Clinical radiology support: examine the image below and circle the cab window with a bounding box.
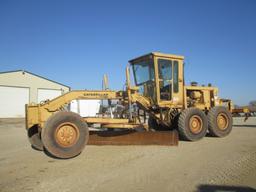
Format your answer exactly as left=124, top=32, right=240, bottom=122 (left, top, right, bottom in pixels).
left=158, top=59, right=172, bottom=100
left=173, top=61, right=179, bottom=93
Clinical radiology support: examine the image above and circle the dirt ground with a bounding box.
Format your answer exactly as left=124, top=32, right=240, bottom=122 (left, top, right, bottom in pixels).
left=0, top=117, right=256, bottom=192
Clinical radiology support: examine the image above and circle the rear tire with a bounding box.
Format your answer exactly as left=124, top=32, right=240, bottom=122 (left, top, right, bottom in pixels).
left=207, top=106, right=233, bottom=137
left=178, top=108, right=208, bottom=141
left=42, top=111, right=89, bottom=159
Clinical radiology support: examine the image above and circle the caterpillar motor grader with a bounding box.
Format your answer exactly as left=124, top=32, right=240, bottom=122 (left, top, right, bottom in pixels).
left=26, top=52, right=233, bottom=159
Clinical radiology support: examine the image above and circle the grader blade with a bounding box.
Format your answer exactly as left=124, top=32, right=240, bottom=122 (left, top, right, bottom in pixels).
left=88, top=130, right=179, bottom=146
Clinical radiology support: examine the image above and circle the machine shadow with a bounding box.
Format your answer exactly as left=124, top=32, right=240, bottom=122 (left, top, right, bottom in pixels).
left=197, top=184, right=256, bottom=192
left=43, top=147, right=81, bottom=160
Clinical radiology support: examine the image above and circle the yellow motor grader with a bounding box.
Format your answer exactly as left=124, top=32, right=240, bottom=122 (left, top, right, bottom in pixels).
left=26, top=52, right=233, bottom=158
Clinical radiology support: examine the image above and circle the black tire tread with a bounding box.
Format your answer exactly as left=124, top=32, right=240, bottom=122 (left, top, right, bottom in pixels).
left=208, top=106, right=233, bottom=137
left=42, top=111, right=89, bottom=159
left=178, top=108, right=208, bottom=141
left=27, top=125, right=43, bottom=151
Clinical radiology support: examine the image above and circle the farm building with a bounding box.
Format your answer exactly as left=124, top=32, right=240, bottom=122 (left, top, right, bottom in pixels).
left=0, top=70, right=70, bottom=118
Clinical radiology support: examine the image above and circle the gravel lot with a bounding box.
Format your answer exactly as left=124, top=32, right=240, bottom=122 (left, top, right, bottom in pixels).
left=0, top=117, right=256, bottom=192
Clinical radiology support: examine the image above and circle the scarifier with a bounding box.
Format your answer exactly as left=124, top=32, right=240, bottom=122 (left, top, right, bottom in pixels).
left=26, top=52, right=234, bottom=159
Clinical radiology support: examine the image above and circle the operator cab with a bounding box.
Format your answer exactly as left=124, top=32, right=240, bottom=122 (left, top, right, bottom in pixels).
left=129, top=52, right=184, bottom=106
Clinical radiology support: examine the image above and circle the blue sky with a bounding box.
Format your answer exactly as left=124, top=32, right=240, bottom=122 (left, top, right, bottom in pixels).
left=0, top=0, right=255, bottom=105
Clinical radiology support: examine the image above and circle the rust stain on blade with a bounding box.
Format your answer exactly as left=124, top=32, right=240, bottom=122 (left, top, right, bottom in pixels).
left=88, top=130, right=178, bottom=146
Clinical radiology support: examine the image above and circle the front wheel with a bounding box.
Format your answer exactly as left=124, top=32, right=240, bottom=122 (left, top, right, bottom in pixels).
left=27, top=125, right=43, bottom=151
left=178, top=108, right=208, bottom=141
left=207, top=106, right=233, bottom=137
left=41, top=111, right=89, bottom=159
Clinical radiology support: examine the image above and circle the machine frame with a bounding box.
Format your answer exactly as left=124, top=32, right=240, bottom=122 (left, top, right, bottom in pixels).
left=25, top=52, right=234, bottom=159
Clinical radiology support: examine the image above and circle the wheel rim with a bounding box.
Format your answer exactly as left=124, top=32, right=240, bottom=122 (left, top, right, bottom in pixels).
left=217, top=112, right=229, bottom=130
left=55, top=122, right=80, bottom=147
left=189, top=115, right=203, bottom=134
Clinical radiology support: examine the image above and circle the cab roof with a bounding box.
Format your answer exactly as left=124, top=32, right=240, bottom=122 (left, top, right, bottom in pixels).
left=129, top=52, right=184, bottom=64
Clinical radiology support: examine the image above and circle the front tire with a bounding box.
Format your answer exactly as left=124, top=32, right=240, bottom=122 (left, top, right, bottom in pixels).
left=178, top=108, right=208, bottom=141
left=207, top=106, right=233, bottom=137
left=27, top=125, right=43, bottom=151
left=42, top=111, right=89, bottom=159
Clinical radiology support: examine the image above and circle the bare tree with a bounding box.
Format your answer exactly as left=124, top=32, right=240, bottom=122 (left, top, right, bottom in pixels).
left=234, top=104, right=240, bottom=109
left=249, top=100, right=256, bottom=112
left=249, top=100, right=256, bottom=106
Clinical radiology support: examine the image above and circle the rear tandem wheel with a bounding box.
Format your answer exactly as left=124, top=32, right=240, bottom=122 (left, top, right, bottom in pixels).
left=207, top=106, right=233, bottom=137
left=178, top=108, right=208, bottom=141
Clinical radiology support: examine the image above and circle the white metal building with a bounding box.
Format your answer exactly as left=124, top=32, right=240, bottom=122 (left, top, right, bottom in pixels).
left=70, top=100, right=101, bottom=117
left=0, top=70, right=70, bottom=118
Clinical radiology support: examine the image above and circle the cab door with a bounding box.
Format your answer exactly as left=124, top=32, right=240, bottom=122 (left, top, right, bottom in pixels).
left=157, top=59, right=173, bottom=101
left=155, top=57, right=182, bottom=106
